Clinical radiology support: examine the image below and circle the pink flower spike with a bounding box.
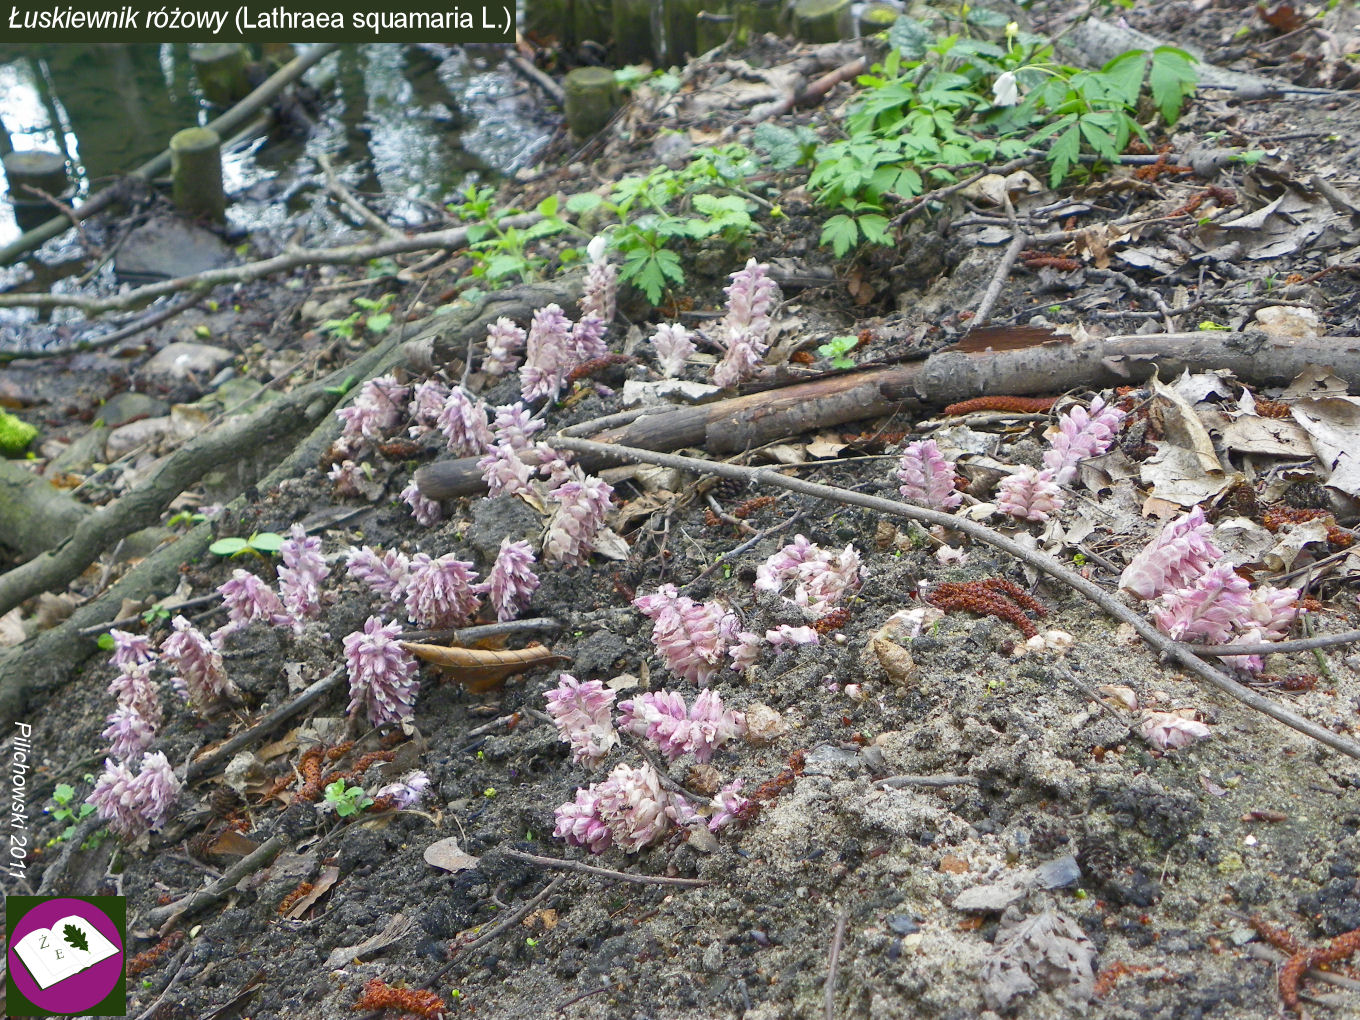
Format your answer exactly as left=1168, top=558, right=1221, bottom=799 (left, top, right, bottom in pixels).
left=545, top=674, right=619, bottom=767
left=1042, top=396, right=1126, bottom=485
left=478, top=443, right=536, bottom=499
left=401, top=479, right=444, bottom=526
left=633, top=586, right=738, bottom=686
left=572, top=314, right=609, bottom=362
left=1247, top=585, right=1300, bottom=641
left=88, top=758, right=144, bottom=838
left=712, top=259, right=779, bottom=388
left=729, top=630, right=763, bottom=671
left=520, top=304, right=575, bottom=402
left=162, top=615, right=235, bottom=711
left=1119, top=506, right=1222, bottom=600
left=1137, top=711, right=1211, bottom=751
left=649, top=323, right=695, bottom=378
left=404, top=553, right=481, bottom=628
left=475, top=538, right=540, bottom=622
left=408, top=379, right=451, bottom=433
left=897, top=439, right=962, bottom=510
left=708, top=779, right=750, bottom=832
left=580, top=237, right=618, bottom=323
left=1153, top=561, right=1253, bottom=645
left=553, top=786, right=614, bottom=853
left=484, top=317, right=527, bottom=376
left=544, top=471, right=614, bottom=568
left=996, top=466, right=1065, bottom=522
left=277, top=524, right=329, bottom=627
left=345, top=545, right=411, bottom=604
left=335, top=376, right=409, bottom=442
left=766, top=625, right=819, bottom=647
left=131, top=750, right=181, bottom=830
left=617, top=688, right=746, bottom=763
left=343, top=616, right=420, bottom=728
left=375, top=771, right=430, bottom=809
left=108, top=628, right=155, bottom=670
left=108, top=662, right=162, bottom=727
left=213, top=568, right=288, bottom=642
left=437, top=386, right=494, bottom=457
left=102, top=705, right=155, bottom=760
left=491, top=402, right=544, bottom=452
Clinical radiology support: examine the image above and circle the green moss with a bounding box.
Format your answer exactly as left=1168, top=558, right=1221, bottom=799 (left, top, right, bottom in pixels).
left=0, top=410, right=37, bottom=456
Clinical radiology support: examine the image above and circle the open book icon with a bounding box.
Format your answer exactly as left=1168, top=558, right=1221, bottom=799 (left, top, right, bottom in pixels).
left=12, top=916, right=121, bottom=989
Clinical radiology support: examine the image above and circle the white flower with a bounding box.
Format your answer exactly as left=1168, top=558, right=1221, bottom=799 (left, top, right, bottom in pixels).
left=587, top=235, right=608, bottom=264
left=993, top=71, right=1020, bottom=107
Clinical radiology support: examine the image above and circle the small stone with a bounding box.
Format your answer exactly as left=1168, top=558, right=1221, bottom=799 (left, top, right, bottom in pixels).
left=886, top=914, right=920, bottom=935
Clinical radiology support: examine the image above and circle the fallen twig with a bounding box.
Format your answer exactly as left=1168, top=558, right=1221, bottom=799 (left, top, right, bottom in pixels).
left=972, top=231, right=1026, bottom=328
left=502, top=848, right=710, bottom=887
left=876, top=775, right=979, bottom=790
left=1184, top=629, right=1360, bottom=658
left=549, top=436, right=1360, bottom=762
left=319, top=152, right=402, bottom=239
left=147, top=834, right=288, bottom=934
left=506, top=51, right=566, bottom=105
left=825, top=910, right=849, bottom=1020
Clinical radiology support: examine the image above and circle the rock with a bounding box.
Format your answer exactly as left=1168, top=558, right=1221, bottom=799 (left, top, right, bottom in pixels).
left=105, top=416, right=174, bottom=459
left=114, top=217, right=234, bottom=282
left=141, top=342, right=235, bottom=385
left=99, top=390, right=169, bottom=428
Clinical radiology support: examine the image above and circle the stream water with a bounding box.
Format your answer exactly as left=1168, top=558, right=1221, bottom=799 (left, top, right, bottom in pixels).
left=0, top=42, right=555, bottom=261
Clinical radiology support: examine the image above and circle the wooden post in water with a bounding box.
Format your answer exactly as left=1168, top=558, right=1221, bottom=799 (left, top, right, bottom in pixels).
left=791, top=0, right=855, bottom=42
left=859, top=2, right=901, bottom=32
left=612, top=0, right=656, bottom=64
left=190, top=43, right=252, bottom=105
left=662, top=0, right=707, bottom=64
left=170, top=127, right=225, bottom=223
left=2, top=150, right=70, bottom=231
left=564, top=67, right=620, bottom=138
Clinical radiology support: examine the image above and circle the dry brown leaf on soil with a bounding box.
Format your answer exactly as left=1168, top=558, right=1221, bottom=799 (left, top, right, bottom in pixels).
left=283, top=865, right=339, bottom=919
left=1289, top=395, right=1360, bottom=498
left=400, top=641, right=567, bottom=692
left=424, top=836, right=479, bottom=873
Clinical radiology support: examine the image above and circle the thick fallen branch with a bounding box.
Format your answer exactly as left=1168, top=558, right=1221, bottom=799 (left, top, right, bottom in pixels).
left=417, top=330, right=1360, bottom=500
left=0, top=460, right=92, bottom=560
left=0, top=43, right=339, bottom=266
left=0, top=213, right=540, bottom=316
left=549, top=435, right=1360, bottom=763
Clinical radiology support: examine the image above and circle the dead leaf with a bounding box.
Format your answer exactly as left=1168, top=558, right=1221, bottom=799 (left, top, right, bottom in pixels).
left=980, top=908, right=1096, bottom=1011
left=324, top=913, right=413, bottom=969
left=1149, top=376, right=1222, bottom=476
left=1220, top=414, right=1313, bottom=458
left=1290, top=396, right=1360, bottom=497
left=401, top=641, right=567, bottom=693
left=1258, top=1, right=1304, bottom=32
left=208, top=830, right=260, bottom=858
left=424, top=836, right=480, bottom=873
left=1261, top=518, right=1332, bottom=571
left=283, top=865, right=339, bottom=919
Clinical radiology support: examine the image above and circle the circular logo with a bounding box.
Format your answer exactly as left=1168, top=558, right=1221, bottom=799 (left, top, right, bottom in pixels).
left=7, top=897, right=124, bottom=1014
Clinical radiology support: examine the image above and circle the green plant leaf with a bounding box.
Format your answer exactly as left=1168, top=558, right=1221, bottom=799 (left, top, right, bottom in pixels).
left=249, top=532, right=286, bottom=554
left=566, top=192, right=603, bottom=214
left=209, top=537, right=249, bottom=556
left=965, top=6, right=1011, bottom=28
left=63, top=924, right=89, bottom=952
left=53, top=783, right=75, bottom=805
left=888, top=17, right=931, bottom=59
left=821, top=214, right=860, bottom=257
left=1149, top=46, right=1198, bottom=124
left=1100, top=50, right=1151, bottom=109
left=366, top=312, right=393, bottom=334
left=1049, top=122, right=1082, bottom=186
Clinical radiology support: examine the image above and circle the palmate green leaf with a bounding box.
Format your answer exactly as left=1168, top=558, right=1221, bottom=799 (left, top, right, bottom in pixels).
left=566, top=192, right=603, bottom=214
left=1100, top=50, right=1150, bottom=109
left=858, top=214, right=892, bottom=246
left=821, top=214, right=860, bottom=257
left=888, top=16, right=931, bottom=59
left=1078, top=115, right=1117, bottom=158
left=1149, top=46, right=1198, bottom=124
left=1048, top=122, right=1082, bottom=187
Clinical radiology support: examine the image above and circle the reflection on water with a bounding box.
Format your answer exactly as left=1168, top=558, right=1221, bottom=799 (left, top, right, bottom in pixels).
left=0, top=43, right=556, bottom=252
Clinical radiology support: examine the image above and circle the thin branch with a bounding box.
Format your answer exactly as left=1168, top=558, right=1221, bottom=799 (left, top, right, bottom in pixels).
left=876, top=774, right=979, bottom=790
left=319, top=152, right=402, bottom=239
left=147, top=834, right=288, bottom=934
left=1183, top=629, right=1360, bottom=657
left=685, top=511, right=808, bottom=589
left=502, top=848, right=711, bottom=887
left=549, top=435, right=1360, bottom=762
left=825, top=911, right=849, bottom=1020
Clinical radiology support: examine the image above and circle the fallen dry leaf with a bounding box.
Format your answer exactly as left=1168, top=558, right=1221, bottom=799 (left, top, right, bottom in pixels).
left=424, top=836, right=480, bottom=873
left=283, top=865, right=339, bottom=919
left=400, top=641, right=567, bottom=693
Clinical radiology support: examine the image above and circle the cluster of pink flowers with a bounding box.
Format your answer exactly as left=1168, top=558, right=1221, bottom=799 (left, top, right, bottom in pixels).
left=407, top=379, right=451, bottom=433
left=616, top=689, right=746, bottom=763
left=275, top=525, right=329, bottom=628
left=343, top=616, right=420, bottom=727
left=475, top=539, right=540, bottom=621
left=88, top=751, right=183, bottom=838
left=995, top=466, right=1066, bottom=523
left=1043, top=396, right=1126, bottom=485
left=375, top=770, right=430, bottom=809
left=544, top=470, right=614, bottom=567
left=580, top=236, right=618, bottom=323
left=713, top=260, right=779, bottom=389
left=335, top=375, right=410, bottom=453
left=897, top=439, right=962, bottom=510
left=1119, top=506, right=1223, bottom=600
left=545, top=674, right=619, bottom=767
left=103, top=637, right=163, bottom=761
left=554, top=762, right=677, bottom=853
left=437, top=386, right=494, bottom=456
left=754, top=535, right=863, bottom=615
left=649, top=323, right=695, bottom=378
left=520, top=304, right=579, bottom=403
left=634, top=585, right=739, bottom=686
left=483, top=317, right=527, bottom=376
left=162, top=615, right=236, bottom=711
left=404, top=553, right=481, bottom=628
left=345, top=545, right=411, bottom=605
left=1152, top=562, right=1251, bottom=644
left=478, top=442, right=536, bottom=498
left=490, top=402, right=543, bottom=451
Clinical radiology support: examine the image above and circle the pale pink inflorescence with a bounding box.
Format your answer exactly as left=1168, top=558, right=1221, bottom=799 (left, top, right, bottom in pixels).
left=634, top=584, right=739, bottom=686
left=478, top=443, right=536, bottom=499
left=766, top=625, right=819, bottom=647
left=401, top=479, right=444, bottom=526
left=543, top=470, right=614, bottom=567
left=437, top=386, right=494, bottom=456
left=335, top=375, right=410, bottom=448
left=403, top=553, right=481, bottom=628
left=490, top=402, right=544, bottom=452
left=1119, top=506, right=1223, bottom=600
left=108, top=661, right=162, bottom=728
left=213, top=568, right=288, bottom=642
left=572, top=315, right=610, bottom=362
left=996, top=466, right=1065, bottom=522
left=161, top=615, right=235, bottom=711
left=1042, top=396, right=1126, bottom=485
left=650, top=323, right=695, bottom=378
left=545, top=674, right=619, bottom=767
left=754, top=536, right=863, bottom=616
left=345, top=545, right=411, bottom=605
left=616, top=689, right=746, bottom=763
left=553, top=761, right=677, bottom=854
left=475, top=538, right=540, bottom=621
left=102, top=705, right=156, bottom=760
left=707, top=779, right=750, bottom=832
left=897, top=439, right=962, bottom=510
left=1152, top=561, right=1253, bottom=645
left=375, top=770, right=430, bottom=809
left=109, top=628, right=155, bottom=670
left=520, top=304, right=577, bottom=402
left=483, top=317, right=527, bottom=377
left=89, top=751, right=183, bottom=838
left=728, top=630, right=764, bottom=672
left=277, top=524, right=330, bottom=627
left=580, top=236, right=618, bottom=323
left=343, top=616, right=420, bottom=727
left=1137, top=711, right=1211, bottom=751
left=713, top=260, right=779, bottom=389
left=407, top=379, right=451, bottom=435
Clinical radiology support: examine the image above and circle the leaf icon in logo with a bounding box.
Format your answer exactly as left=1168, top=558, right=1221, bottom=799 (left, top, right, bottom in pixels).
left=63, top=923, right=89, bottom=952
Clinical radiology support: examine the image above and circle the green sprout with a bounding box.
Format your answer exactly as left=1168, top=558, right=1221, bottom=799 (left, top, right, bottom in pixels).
left=208, top=531, right=286, bottom=558
left=323, top=780, right=373, bottom=818
left=817, top=335, right=860, bottom=369
left=45, top=783, right=96, bottom=844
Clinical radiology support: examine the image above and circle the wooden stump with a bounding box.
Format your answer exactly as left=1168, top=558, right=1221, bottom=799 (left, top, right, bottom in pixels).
left=563, top=67, right=620, bottom=139
left=190, top=43, right=251, bottom=106
left=170, top=127, right=225, bottom=223
left=3, top=150, right=70, bottom=231
left=791, top=0, right=854, bottom=42
left=858, top=2, right=901, bottom=33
